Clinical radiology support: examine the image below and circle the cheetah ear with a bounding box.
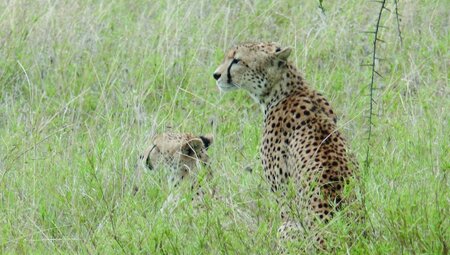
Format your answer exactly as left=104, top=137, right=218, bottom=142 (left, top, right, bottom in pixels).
left=274, top=47, right=292, bottom=61
left=141, top=144, right=158, bottom=170
left=199, top=134, right=213, bottom=150
left=182, top=138, right=204, bottom=156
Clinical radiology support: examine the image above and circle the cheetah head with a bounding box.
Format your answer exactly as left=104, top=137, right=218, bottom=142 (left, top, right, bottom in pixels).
left=213, top=42, right=292, bottom=102
left=142, top=132, right=213, bottom=173
left=134, top=132, right=213, bottom=193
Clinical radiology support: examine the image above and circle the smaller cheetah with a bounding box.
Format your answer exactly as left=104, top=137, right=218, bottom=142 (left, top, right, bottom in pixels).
left=134, top=132, right=214, bottom=207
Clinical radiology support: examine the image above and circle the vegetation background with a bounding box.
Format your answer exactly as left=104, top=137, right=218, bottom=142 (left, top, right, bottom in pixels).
left=0, top=0, right=448, bottom=254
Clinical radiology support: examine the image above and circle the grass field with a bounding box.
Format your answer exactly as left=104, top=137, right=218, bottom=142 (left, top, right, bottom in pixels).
left=1, top=0, right=448, bottom=254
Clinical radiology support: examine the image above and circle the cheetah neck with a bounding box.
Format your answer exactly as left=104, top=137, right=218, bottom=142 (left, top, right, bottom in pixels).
left=258, top=65, right=308, bottom=116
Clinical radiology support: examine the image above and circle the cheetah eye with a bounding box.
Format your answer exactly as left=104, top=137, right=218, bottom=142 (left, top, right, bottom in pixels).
left=232, top=58, right=241, bottom=64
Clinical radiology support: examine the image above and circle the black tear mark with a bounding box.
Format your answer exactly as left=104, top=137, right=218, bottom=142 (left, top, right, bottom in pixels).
left=227, top=58, right=241, bottom=83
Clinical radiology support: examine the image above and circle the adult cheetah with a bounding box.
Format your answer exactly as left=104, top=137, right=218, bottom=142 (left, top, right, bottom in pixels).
left=213, top=42, right=358, bottom=250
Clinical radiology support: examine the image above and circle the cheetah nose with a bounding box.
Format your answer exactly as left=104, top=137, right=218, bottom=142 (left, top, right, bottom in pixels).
left=213, top=72, right=221, bottom=80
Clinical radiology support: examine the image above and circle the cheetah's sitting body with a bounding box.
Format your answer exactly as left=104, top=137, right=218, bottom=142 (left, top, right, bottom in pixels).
left=213, top=42, right=357, bottom=247
left=134, top=132, right=213, bottom=208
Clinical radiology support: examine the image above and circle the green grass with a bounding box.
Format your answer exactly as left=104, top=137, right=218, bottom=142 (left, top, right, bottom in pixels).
left=1, top=0, right=448, bottom=254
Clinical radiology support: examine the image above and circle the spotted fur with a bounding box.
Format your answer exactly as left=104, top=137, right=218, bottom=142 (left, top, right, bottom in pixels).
left=213, top=42, right=357, bottom=250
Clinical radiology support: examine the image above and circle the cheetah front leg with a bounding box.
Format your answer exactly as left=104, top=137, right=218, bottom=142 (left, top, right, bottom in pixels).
left=261, top=148, right=316, bottom=252
left=275, top=155, right=330, bottom=252
left=276, top=197, right=328, bottom=253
